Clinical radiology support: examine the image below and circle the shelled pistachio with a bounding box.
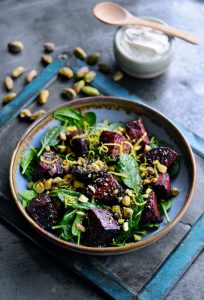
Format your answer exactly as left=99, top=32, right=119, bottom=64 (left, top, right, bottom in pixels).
left=11, top=66, right=25, bottom=78
left=8, top=41, right=24, bottom=53
left=87, top=52, right=100, bottom=64
left=4, top=76, right=14, bottom=90
left=74, top=80, right=85, bottom=94
left=84, top=71, right=96, bottom=83
left=2, top=92, right=16, bottom=104
left=29, top=110, right=46, bottom=121
left=58, top=67, right=73, bottom=79
left=75, top=66, right=89, bottom=79
left=81, top=86, right=99, bottom=96
left=25, top=70, right=37, bottom=83
left=19, top=109, right=32, bottom=118
left=74, top=47, right=87, bottom=60
left=38, top=90, right=49, bottom=104
left=41, top=55, right=53, bottom=65
left=113, top=70, right=124, bottom=81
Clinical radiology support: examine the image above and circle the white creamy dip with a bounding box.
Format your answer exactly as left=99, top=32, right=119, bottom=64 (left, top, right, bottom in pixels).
left=117, top=26, right=170, bottom=62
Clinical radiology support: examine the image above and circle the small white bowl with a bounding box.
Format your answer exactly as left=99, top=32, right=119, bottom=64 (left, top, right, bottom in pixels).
left=114, top=17, right=175, bottom=79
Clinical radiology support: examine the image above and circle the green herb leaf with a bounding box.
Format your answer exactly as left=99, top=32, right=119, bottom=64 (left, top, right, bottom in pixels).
left=82, top=111, right=96, bottom=127
left=54, top=107, right=81, bottom=122
left=117, top=154, right=142, bottom=193
left=109, top=122, right=125, bottom=131
left=160, top=198, right=173, bottom=223
left=169, top=159, right=180, bottom=178
left=66, top=201, right=96, bottom=210
left=52, top=210, right=76, bottom=241
left=50, top=189, right=80, bottom=202
left=19, top=189, right=37, bottom=207
left=20, top=148, right=37, bottom=174
left=38, top=126, right=63, bottom=156
left=72, top=214, right=83, bottom=244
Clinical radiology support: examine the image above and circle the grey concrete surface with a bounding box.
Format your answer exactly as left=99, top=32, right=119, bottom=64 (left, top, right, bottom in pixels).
left=0, top=0, right=203, bottom=299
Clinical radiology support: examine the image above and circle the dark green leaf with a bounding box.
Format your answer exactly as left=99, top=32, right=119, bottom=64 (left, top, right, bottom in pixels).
left=159, top=198, right=173, bottom=223
left=38, top=126, right=63, bottom=156
left=117, top=154, right=142, bottom=193
left=50, top=189, right=80, bottom=202
left=109, top=122, right=125, bottom=131
left=72, top=214, right=83, bottom=244
left=20, top=148, right=37, bottom=174
left=19, top=189, right=37, bottom=207
left=66, top=201, right=96, bottom=210
left=52, top=210, right=76, bottom=241
left=169, top=159, right=180, bottom=178
left=54, top=107, right=81, bottom=122
left=82, top=112, right=96, bottom=127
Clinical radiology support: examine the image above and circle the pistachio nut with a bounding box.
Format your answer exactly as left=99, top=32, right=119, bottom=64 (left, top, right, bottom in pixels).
left=19, top=108, right=32, bottom=118
left=75, top=66, right=89, bottom=79
left=123, top=222, right=129, bottom=232
left=59, top=131, right=66, bottom=141
left=87, top=52, right=100, bottom=65
left=118, top=218, right=125, bottom=225
left=2, top=92, right=16, bottom=104
left=43, top=42, right=55, bottom=53
left=134, top=234, right=142, bottom=241
left=33, top=181, right=45, bottom=194
left=58, top=67, right=73, bottom=79
left=74, top=80, right=85, bottom=94
left=76, top=223, right=86, bottom=232
left=4, top=76, right=14, bottom=90
left=122, top=207, right=133, bottom=218
left=113, top=70, right=124, bottom=81
left=57, top=145, right=67, bottom=153
left=76, top=211, right=86, bottom=217
left=98, top=63, right=111, bottom=73
left=122, top=195, right=131, bottom=206
left=8, top=41, right=24, bottom=53
left=74, top=47, right=87, bottom=60
left=44, top=178, right=53, bottom=190
left=53, top=177, right=63, bottom=184
left=29, top=110, right=46, bottom=121
left=171, top=187, right=180, bottom=196
left=11, top=66, right=25, bottom=78
left=81, top=86, right=99, bottom=96
left=84, top=71, right=96, bottom=83
left=38, top=90, right=49, bottom=104
left=25, top=70, right=37, bottom=83
left=41, top=55, right=53, bottom=65
left=63, top=87, right=76, bottom=100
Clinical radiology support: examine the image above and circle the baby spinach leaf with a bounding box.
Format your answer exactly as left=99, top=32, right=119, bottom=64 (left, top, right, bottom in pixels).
left=159, top=198, right=173, bottom=223
left=52, top=210, right=76, bottom=241
left=72, top=214, right=83, bottom=244
left=109, top=122, right=125, bottom=131
left=50, top=189, right=80, bottom=202
left=20, top=148, right=37, bottom=174
left=19, top=189, right=37, bottom=207
left=169, top=159, right=180, bottom=178
left=82, top=111, right=96, bottom=127
left=54, top=107, right=81, bottom=122
left=66, top=201, right=96, bottom=210
left=117, top=154, right=142, bottom=193
left=38, top=126, right=63, bottom=156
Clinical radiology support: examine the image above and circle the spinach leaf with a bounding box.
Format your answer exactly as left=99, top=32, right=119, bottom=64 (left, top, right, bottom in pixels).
left=169, top=159, right=180, bottom=178
left=82, top=111, right=96, bottom=127
left=91, top=122, right=124, bottom=132
left=109, top=122, right=125, bottom=131
left=150, top=136, right=160, bottom=148
left=20, top=148, right=37, bottom=174
left=50, top=189, right=80, bottom=202
left=52, top=210, right=76, bottom=241
left=159, top=198, right=173, bottom=223
left=19, top=189, right=37, bottom=207
left=72, top=214, right=83, bottom=244
left=117, top=154, right=142, bottom=193
left=38, top=126, right=63, bottom=156
left=54, top=107, right=81, bottom=122
left=66, top=201, right=96, bottom=210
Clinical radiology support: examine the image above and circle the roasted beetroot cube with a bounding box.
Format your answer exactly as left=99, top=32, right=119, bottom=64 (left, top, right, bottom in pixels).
left=87, top=208, right=120, bottom=246
left=66, top=130, right=89, bottom=158
left=151, top=173, right=171, bottom=199
left=140, top=192, right=162, bottom=224
left=100, top=131, right=130, bottom=158
left=83, top=173, right=124, bottom=203
left=35, top=151, right=63, bottom=179
left=126, top=119, right=150, bottom=146
left=144, top=147, right=178, bottom=167
left=70, top=161, right=106, bottom=181
left=27, top=193, right=58, bottom=229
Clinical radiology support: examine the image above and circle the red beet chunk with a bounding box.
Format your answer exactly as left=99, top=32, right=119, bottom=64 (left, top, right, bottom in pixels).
left=126, top=119, right=150, bottom=146
left=69, top=161, right=106, bottom=181
left=87, top=208, right=120, bottom=246
left=100, top=131, right=130, bottom=158
left=27, top=193, right=58, bottom=229
left=151, top=173, right=171, bottom=199
left=66, top=130, right=89, bottom=158
left=35, top=151, right=63, bottom=179
left=140, top=192, right=162, bottom=224
left=144, top=147, right=178, bottom=167
left=83, top=173, right=124, bottom=203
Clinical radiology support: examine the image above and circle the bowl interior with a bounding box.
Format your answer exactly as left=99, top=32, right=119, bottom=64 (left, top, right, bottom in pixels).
left=10, top=97, right=195, bottom=255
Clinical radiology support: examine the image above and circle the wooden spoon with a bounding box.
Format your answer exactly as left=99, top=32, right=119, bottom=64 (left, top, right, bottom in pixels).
left=93, top=2, right=199, bottom=44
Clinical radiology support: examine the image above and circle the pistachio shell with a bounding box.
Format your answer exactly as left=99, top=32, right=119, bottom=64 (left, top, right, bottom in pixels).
left=2, top=92, right=16, bottom=104
left=81, top=86, right=99, bottom=96
left=58, top=67, right=73, bottom=79
left=8, top=41, right=24, bottom=53
left=4, top=76, right=14, bottom=90
left=74, top=47, right=87, bottom=60
left=87, top=52, right=100, bottom=64
left=75, top=66, right=89, bottom=79
left=38, top=90, right=49, bottom=104
left=63, top=87, right=76, bottom=100
left=30, top=110, right=46, bottom=121
left=44, top=42, right=55, bottom=53
left=74, top=80, right=85, bottom=94
left=19, top=109, right=32, bottom=118
left=41, top=55, right=53, bottom=65
left=84, top=71, right=96, bottom=83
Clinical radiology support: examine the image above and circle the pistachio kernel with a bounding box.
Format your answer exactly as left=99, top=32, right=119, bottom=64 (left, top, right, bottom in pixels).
left=113, top=70, right=124, bottom=81
left=44, top=178, right=53, bottom=190
left=74, top=47, right=87, bottom=60
left=98, top=63, right=111, bottom=73
left=41, top=55, right=53, bottom=65
left=84, top=71, right=96, bottom=83
left=74, top=80, right=85, bottom=94
left=123, top=207, right=133, bottom=218
left=171, top=187, right=180, bottom=196
left=19, top=109, right=32, bottom=118
left=122, top=195, right=131, bottom=206
left=8, top=41, right=24, bottom=53
left=38, top=89, right=49, bottom=104
left=2, top=92, right=16, bottom=104
left=78, top=194, right=89, bottom=203
left=75, top=66, right=89, bottom=79
left=111, top=205, right=121, bottom=213
left=33, top=182, right=45, bottom=194
left=134, top=234, right=142, bottom=241
left=58, top=67, right=73, bottom=79
left=25, top=70, right=37, bottom=83
left=53, top=177, right=63, bottom=184
left=29, top=110, right=46, bottom=121
left=43, top=42, right=55, bottom=53
left=76, top=223, right=86, bottom=232
left=76, top=211, right=86, bottom=217
left=74, top=180, right=84, bottom=189
left=11, top=66, right=25, bottom=78
left=57, top=145, right=67, bottom=153
left=87, top=52, right=100, bottom=64
left=63, top=87, right=76, bottom=100
left=59, top=131, right=66, bottom=141
left=4, top=76, right=14, bottom=90
left=118, top=218, right=125, bottom=225
left=123, top=222, right=129, bottom=232
left=81, top=86, right=99, bottom=96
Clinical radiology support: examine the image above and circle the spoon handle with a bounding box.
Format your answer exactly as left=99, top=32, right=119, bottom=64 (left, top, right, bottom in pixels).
left=128, top=18, right=199, bottom=44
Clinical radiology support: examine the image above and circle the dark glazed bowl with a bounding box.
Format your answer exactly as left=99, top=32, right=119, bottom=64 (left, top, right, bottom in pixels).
left=10, top=97, right=196, bottom=255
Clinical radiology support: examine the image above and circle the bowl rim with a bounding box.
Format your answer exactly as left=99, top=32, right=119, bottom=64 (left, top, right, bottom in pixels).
left=9, top=96, right=196, bottom=255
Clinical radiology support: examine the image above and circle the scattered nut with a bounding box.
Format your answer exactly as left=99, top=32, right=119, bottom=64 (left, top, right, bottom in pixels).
left=57, top=145, right=67, bottom=153
left=53, top=177, right=63, bottom=184
left=74, top=180, right=84, bottom=189
left=76, top=223, right=86, bottom=232
left=84, top=71, right=96, bottom=83
left=8, top=41, right=24, bottom=53
left=171, top=187, right=180, bottom=196
left=38, top=89, right=49, bottom=104
left=44, top=178, right=53, bottom=190
left=98, top=63, right=111, bottom=73
left=74, top=80, right=85, bottom=94
left=29, top=110, right=46, bottom=121
left=19, top=109, right=32, bottom=118
left=78, top=194, right=89, bottom=203
left=113, top=70, right=124, bottom=81
left=25, top=70, right=37, bottom=83
left=76, top=211, right=86, bottom=217
left=81, top=86, right=99, bottom=96
left=11, top=66, right=25, bottom=78
left=2, top=92, right=16, bottom=104
left=63, top=87, right=76, bottom=100
left=58, top=67, right=73, bottom=79
left=118, top=218, right=125, bottom=225
left=44, top=42, right=55, bottom=53
left=4, top=76, right=14, bottom=90
left=87, top=52, right=100, bottom=64
left=74, top=47, right=87, bottom=60
left=41, top=55, right=53, bottom=65
left=59, top=131, right=66, bottom=141
left=122, top=195, right=131, bottom=206
left=123, top=222, right=129, bottom=232
left=75, top=66, right=89, bottom=79
left=134, top=234, right=142, bottom=241
left=33, top=182, right=45, bottom=194
left=122, top=207, right=133, bottom=218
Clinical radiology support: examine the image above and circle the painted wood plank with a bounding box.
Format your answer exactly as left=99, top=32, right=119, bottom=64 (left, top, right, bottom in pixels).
left=0, top=58, right=67, bottom=133
left=73, top=59, right=204, bottom=158
left=138, top=212, right=204, bottom=300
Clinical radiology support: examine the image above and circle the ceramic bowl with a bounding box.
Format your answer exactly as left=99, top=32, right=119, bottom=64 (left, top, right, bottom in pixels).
left=114, top=17, right=175, bottom=78
left=10, top=97, right=196, bottom=255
